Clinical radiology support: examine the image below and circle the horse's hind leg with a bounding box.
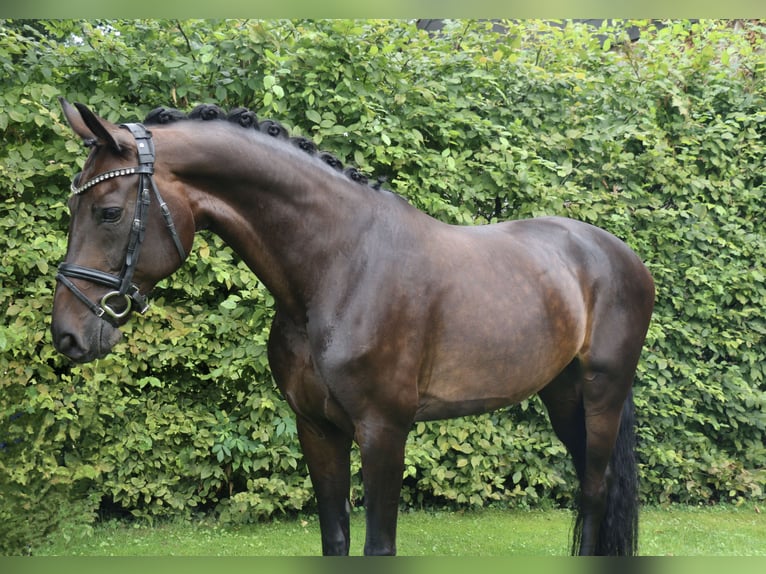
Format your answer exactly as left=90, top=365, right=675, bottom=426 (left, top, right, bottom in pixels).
left=572, top=267, right=651, bottom=556
left=538, top=360, right=587, bottom=480
left=539, top=356, right=639, bottom=556
left=576, top=360, right=639, bottom=556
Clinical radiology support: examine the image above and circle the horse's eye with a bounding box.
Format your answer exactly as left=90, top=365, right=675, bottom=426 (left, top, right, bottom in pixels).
left=101, top=207, right=123, bottom=223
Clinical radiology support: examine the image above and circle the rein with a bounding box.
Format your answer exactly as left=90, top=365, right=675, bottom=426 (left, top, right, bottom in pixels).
left=56, top=123, right=186, bottom=324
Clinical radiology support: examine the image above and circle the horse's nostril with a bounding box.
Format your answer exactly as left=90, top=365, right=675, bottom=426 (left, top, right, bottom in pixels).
left=55, top=332, right=85, bottom=360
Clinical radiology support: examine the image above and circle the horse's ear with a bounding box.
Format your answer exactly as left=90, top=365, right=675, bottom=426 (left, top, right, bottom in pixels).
left=59, top=97, right=122, bottom=153
left=60, top=97, right=95, bottom=141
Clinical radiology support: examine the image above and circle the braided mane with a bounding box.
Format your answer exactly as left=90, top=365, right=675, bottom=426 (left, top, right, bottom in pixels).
left=144, top=104, right=387, bottom=190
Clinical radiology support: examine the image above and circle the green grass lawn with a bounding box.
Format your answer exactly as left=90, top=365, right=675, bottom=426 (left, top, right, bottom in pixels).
left=34, top=504, right=765, bottom=556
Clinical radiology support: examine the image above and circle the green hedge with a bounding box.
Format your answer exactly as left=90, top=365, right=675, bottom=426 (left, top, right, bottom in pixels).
left=1, top=19, right=764, bottom=553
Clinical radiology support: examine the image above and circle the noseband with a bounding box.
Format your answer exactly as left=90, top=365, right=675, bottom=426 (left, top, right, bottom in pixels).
left=56, top=123, right=186, bottom=325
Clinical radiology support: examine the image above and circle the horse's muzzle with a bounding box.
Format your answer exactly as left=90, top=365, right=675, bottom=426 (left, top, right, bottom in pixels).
left=51, top=313, right=123, bottom=363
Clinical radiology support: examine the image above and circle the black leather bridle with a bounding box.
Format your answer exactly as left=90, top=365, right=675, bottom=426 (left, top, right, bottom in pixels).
left=56, top=123, right=186, bottom=325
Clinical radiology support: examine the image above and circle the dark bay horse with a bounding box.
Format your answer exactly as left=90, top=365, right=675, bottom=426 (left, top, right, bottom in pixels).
left=50, top=98, right=654, bottom=556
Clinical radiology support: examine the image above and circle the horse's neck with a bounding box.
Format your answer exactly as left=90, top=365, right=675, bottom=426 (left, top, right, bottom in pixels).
left=162, top=123, right=378, bottom=316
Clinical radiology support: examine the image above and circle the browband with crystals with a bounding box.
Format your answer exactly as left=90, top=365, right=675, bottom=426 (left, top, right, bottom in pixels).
left=70, top=166, right=140, bottom=195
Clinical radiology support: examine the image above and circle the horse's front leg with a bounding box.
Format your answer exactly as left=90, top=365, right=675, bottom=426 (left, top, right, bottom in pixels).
left=267, top=313, right=354, bottom=555
left=356, top=421, right=410, bottom=556
left=297, top=420, right=353, bottom=555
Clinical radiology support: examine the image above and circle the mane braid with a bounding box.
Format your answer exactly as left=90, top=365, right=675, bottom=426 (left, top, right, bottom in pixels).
left=258, top=119, right=289, bottom=139
left=227, top=107, right=258, bottom=128
left=291, top=136, right=318, bottom=155
left=344, top=167, right=368, bottom=186
left=142, top=103, right=391, bottom=192
left=144, top=107, right=186, bottom=125
left=319, top=151, right=344, bottom=172
left=189, top=104, right=226, bottom=121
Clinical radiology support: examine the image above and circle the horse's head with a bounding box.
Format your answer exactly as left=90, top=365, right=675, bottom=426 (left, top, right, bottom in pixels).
left=51, top=99, right=194, bottom=362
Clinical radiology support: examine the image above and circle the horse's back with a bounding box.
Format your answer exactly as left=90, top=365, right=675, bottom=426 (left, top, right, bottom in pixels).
left=428, top=215, right=650, bottom=312
left=474, top=216, right=653, bottom=307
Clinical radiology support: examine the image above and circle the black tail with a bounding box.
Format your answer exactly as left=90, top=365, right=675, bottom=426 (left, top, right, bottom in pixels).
left=571, top=391, right=639, bottom=556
